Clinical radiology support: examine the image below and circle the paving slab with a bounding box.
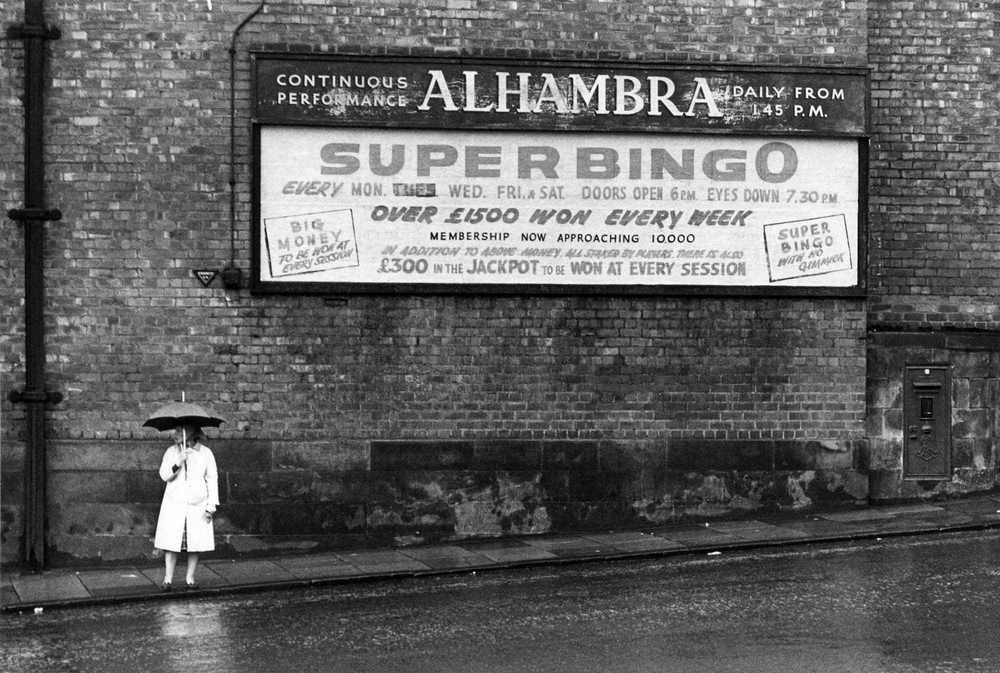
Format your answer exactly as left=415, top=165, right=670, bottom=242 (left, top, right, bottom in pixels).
left=869, top=513, right=976, bottom=533
left=882, top=503, right=948, bottom=515
left=772, top=517, right=871, bottom=539
left=653, top=525, right=743, bottom=548
left=521, top=534, right=596, bottom=550
left=399, top=545, right=496, bottom=570
left=822, top=504, right=943, bottom=523
left=11, top=573, right=91, bottom=604
left=1, top=584, right=20, bottom=606
left=706, top=520, right=811, bottom=542
left=582, top=531, right=687, bottom=553
left=205, top=559, right=296, bottom=585
left=274, top=553, right=363, bottom=579
left=912, top=511, right=976, bottom=526
left=139, top=565, right=227, bottom=588
left=337, top=550, right=431, bottom=575
left=521, top=535, right=616, bottom=557
left=940, top=498, right=1000, bottom=517
left=0, top=574, right=16, bottom=601
left=469, top=540, right=558, bottom=564
left=76, top=569, right=157, bottom=597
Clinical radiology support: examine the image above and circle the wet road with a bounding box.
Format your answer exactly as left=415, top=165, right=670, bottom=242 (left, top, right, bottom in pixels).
left=4, top=531, right=1000, bottom=672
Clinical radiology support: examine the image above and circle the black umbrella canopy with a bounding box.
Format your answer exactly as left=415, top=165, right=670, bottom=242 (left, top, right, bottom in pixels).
left=142, top=401, right=225, bottom=432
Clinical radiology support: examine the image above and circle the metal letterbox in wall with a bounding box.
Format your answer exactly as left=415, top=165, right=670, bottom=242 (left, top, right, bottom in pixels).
left=903, top=366, right=951, bottom=479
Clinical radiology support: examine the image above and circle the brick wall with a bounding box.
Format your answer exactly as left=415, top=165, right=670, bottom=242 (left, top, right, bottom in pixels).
left=866, top=1, right=1000, bottom=500
left=2, top=1, right=869, bottom=566
left=868, top=0, right=1000, bottom=329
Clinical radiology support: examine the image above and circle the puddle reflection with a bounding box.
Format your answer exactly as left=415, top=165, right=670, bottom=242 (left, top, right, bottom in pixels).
left=153, top=600, right=238, bottom=672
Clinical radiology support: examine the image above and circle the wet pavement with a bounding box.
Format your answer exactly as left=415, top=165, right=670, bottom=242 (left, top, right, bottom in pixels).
left=3, top=492, right=1000, bottom=613
left=5, top=528, right=1000, bottom=672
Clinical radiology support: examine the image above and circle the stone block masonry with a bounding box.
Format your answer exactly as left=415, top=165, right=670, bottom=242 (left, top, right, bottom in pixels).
left=10, top=436, right=864, bottom=566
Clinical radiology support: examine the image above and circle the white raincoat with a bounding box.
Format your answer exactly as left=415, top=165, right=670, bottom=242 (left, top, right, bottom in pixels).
left=153, top=442, right=219, bottom=553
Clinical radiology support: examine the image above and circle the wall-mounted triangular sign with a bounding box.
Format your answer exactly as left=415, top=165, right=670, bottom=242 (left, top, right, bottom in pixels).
left=193, top=269, right=218, bottom=287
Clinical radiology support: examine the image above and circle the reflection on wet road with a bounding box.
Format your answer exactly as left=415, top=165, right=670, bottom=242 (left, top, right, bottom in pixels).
left=4, top=531, right=1000, bottom=672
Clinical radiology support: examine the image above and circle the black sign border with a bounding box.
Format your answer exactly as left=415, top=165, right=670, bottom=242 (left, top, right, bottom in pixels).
left=250, top=52, right=869, bottom=298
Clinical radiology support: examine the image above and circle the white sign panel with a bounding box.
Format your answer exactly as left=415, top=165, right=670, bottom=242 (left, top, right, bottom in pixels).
left=257, top=127, right=859, bottom=289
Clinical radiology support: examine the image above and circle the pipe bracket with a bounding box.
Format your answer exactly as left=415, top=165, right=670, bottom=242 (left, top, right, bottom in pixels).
left=5, top=24, right=61, bottom=40
left=8, top=388, right=63, bottom=405
left=8, top=207, right=62, bottom=222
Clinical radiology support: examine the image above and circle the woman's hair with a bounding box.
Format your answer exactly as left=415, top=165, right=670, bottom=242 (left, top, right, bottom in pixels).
left=175, top=425, right=206, bottom=445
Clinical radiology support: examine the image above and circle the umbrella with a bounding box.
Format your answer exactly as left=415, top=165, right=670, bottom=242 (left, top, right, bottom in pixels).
left=143, top=396, right=225, bottom=478
left=142, top=400, right=225, bottom=432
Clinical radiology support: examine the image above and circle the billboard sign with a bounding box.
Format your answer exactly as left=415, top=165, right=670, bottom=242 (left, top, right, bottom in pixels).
left=252, top=55, right=867, bottom=295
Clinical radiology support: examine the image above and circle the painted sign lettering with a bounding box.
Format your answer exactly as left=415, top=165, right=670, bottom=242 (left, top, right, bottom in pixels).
left=257, top=128, right=859, bottom=289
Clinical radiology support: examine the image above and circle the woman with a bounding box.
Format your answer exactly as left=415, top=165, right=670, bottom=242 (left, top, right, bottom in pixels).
left=154, top=424, right=219, bottom=590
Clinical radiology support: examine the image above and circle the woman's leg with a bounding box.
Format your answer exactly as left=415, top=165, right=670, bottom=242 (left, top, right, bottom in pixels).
left=163, top=550, right=177, bottom=584
left=185, top=553, right=200, bottom=585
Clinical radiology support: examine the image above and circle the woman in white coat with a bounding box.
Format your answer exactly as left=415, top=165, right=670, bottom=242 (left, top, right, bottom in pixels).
left=154, top=424, right=219, bottom=590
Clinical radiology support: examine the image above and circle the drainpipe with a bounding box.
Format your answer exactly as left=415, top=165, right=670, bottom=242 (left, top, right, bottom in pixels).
left=220, top=0, right=267, bottom=290
left=6, top=0, right=62, bottom=570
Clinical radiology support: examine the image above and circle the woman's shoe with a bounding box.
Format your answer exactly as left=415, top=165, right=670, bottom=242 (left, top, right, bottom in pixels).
left=185, top=582, right=199, bottom=591
left=160, top=582, right=173, bottom=592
